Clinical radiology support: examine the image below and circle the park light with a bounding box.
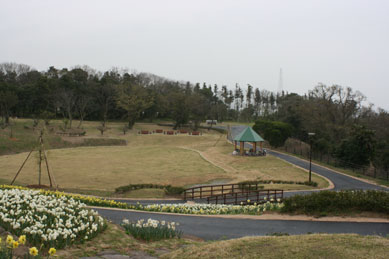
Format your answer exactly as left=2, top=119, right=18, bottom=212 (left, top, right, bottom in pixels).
left=308, top=132, right=315, bottom=183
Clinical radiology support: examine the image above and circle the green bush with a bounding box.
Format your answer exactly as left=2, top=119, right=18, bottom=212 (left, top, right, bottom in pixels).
left=115, top=184, right=184, bottom=195
left=237, top=180, right=318, bottom=188
left=281, top=190, right=389, bottom=215
left=164, top=186, right=185, bottom=195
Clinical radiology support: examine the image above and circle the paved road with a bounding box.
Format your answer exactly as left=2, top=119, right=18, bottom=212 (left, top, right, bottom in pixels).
left=96, top=207, right=389, bottom=239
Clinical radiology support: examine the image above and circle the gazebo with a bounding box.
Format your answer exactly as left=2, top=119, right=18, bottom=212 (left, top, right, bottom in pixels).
left=233, top=127, right=265, bottom=155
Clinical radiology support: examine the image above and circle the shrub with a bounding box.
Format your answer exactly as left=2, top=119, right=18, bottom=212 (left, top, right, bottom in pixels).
left=121, top=218, right=182, bottom=241
left=281, top=190, right=389, bottom=215
left=237, top=180, right=318, bottom=188
left=164, top=186, right=185, bottom=195
left=115, top=184, right=184, bottom=195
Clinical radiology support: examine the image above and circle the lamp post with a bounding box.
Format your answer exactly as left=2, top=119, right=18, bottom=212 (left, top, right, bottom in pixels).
left=308, top=132, right=316, bottom=183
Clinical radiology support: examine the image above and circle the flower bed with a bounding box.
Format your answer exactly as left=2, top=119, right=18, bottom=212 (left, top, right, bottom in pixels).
left=121, top=218, right=182, bottom=241
left=0, top=188, right=106, bottom=248
left=139, top=202, right=283, bottom=215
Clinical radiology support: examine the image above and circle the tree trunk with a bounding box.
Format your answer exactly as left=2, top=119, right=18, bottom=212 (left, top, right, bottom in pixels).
left=78, top=111, right=84, bottom=128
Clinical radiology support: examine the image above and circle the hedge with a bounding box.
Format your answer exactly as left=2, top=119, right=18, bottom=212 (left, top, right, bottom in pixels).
left=281, top=190, right=389, bottom=215
left=115, top=184, right=185, bottom=195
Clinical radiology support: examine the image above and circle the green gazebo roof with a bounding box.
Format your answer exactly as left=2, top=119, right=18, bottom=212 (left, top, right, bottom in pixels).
left=233, top=127, right=264, bottom=142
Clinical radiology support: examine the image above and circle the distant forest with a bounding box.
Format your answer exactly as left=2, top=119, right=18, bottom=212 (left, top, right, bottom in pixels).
left=0, top=62, right=388, bottom=177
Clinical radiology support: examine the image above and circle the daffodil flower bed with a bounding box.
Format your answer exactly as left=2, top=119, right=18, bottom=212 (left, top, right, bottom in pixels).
left=121, top=218, right=182, bottom=241
left=138, top=201, right=283, bottom=215
left=0, top=185, right=284, bottom=216
left=0, top=188, right=106, bottom=249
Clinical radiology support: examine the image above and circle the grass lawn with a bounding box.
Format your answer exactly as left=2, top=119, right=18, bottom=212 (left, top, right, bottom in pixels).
left=0, top=119, right=330, bottom=195
left=164, top=234, right=389, bottom=259
left=0, top=145, right=225, bottom=191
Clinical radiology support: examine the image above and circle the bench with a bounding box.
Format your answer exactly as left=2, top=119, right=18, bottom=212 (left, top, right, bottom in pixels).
left=155, top=129, right=163, bottom=133
left=165, top=130, right=175, bottom=135
left=191, top=131, right=201, bottom=136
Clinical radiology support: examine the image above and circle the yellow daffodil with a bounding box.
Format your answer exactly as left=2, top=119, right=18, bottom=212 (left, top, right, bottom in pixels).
left=12, top=240, right=19, bottom=249
left=6, top=235, right=13, bottom=245
left=48, top=247, right=56, bottom=256
left=29, top=247, right=39, bottom=256
left=18, top=235, right=26, bottom=245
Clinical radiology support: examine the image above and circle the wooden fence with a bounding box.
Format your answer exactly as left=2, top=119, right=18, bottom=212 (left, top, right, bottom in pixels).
left=206, top=189, right=283, bottom=205
left=183, top=183, right=264, bottom=200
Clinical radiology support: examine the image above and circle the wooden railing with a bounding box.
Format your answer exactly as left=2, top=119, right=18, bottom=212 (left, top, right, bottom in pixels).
left=183, top=183, right=263, bottom=200
left=206, top=189, right=283, bottom=205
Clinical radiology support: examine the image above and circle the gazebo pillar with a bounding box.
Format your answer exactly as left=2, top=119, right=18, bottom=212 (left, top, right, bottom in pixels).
left=240, top=141, right=245, bottom=155
left=234, top=141, right=237, bottom=150
left=253, top=142, right=257, bottom=152
left=260, top=142, right=263, bottom=150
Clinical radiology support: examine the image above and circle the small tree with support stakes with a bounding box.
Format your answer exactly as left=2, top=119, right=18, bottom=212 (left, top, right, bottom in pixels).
left=11, top=130, right=57, bottom=189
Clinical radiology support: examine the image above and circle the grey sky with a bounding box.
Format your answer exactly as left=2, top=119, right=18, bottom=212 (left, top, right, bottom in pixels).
left=1, top=0, right=388, bottom=109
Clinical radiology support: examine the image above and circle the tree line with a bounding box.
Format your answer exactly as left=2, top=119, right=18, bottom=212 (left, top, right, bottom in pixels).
left=0, top=62, right=388, bottom=175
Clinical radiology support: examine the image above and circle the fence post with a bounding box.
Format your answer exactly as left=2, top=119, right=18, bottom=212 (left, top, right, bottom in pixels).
left=267, top=190, right=270, bottom=201
left=222, top=185, right=224, bottom=195
left=216, top=195, right=218, bottom=205
left=235, top=193, right=238, bottom=205
left=232, top=184, right=234, bottom=193
left=184, top=191, right=186, bottom=200
left=207, top=197, right=209, bottom=204
left=211, top=186, right=213, bottom=196
left=224, top=194, right=226, bottom=204
left=192, top=188, right=194, bottom=199
left=200, top=187, right=202, bottom=199
left=256, top=191, right=259, bottom=203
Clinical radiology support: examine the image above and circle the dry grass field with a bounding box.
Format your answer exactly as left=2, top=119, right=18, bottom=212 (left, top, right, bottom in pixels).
left=164, top=234, right=389, bottom=259
left=0, top=119, right=329, bottom=194
left=56, top=225, right=389, bottom=259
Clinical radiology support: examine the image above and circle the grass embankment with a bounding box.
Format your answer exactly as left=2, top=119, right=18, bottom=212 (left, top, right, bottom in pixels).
left=56, top=222, right=196, bottom=258
left=164, top=234, right=389, bottom=259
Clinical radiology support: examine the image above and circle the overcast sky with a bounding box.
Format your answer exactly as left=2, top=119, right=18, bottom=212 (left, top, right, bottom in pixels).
left=1, top=0, right=388, bottom=109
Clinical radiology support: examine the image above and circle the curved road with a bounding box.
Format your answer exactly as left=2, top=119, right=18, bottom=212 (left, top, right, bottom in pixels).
left=98, top=125, right=388, bottom=239
left=96, top=207, right=389, bottom=239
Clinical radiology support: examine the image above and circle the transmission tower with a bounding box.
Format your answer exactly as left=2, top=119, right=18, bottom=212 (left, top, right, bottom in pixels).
left=277, top=68, right=283, bottom=94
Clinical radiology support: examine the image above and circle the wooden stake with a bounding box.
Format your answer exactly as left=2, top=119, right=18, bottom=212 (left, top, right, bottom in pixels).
left=11, top=149, right=33, bottom=185
left=38, top=149, right=42, bottom=185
